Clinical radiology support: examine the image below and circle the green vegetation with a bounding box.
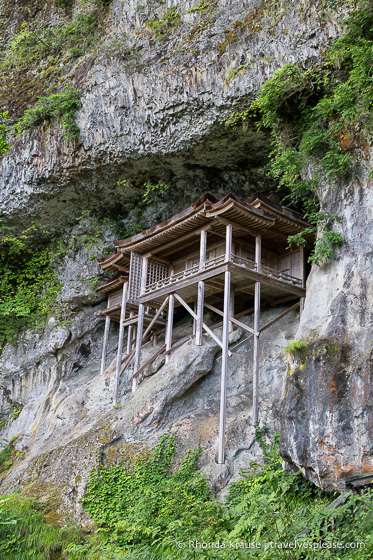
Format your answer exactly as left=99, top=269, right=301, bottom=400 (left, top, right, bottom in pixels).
left=0, top=212, right=110, bottom=347
left=81, top=433, right=226, bottom=547
left=0, top=432, right=372, bottom=558
left=16, top=86, right=82, bottom=140
left=1, top=12, right=100, bottom=72
left=0, top=220, right=64, bottom=345
left=0, top=403, right=23, bottom=432
left=225, top=0, right=373, bottom=265
left=0, top=494, right=83, bottom=559
left=0, top=436, right=18, bottom=473
left=0, top=112, right=11, bottom=154
left=143, top=179, right=169, bottom=205
left=145, top=7, right=182, bottom=40
left=66, top=431, right=373, bottom=559
left=284, top=338, right=309, bottom=353
left=0, top=6, right=103, bottom=140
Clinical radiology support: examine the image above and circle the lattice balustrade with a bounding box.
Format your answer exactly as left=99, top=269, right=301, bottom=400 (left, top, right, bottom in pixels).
left=147, top=259, right=170, bottom=287
left=128, top=252, right=143, bottom=303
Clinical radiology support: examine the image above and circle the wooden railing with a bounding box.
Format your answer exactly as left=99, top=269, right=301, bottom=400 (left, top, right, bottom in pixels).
left=142, top=253, right=302, bottom=295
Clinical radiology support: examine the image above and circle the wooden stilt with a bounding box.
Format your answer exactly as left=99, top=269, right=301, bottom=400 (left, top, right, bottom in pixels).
left=193, top=300, right=197, bottom=336
left=299, top=245, right=306, bottom=317
left=218, top=268, right=231, bottom=464
left=100, top=315, right=111, bottom=376
left=196, top=229, right=207, bottom=346
left=252, top=235, right=261, bottom=426
left=113, top=281, right=128, bottom=405
left=165, top=294, right=175, bottom=364
left=218, top=223, right=233, bottom=464
left=229, top=286, right=235, bottom=333
left=132, top=256, right=148, bottom=393
left=126, top=311, right=134, bottom=355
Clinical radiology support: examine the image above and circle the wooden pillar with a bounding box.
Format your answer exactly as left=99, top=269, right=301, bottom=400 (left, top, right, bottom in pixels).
left=126, top=311, right=134, bottom=355
left=196, top=229, right=207, bottom=346
left=225, top=223, right=232, bottom=262
left=229, top=286, right=235, bottom=333
left=100, top=316, right=111, bottom=376
left=252, top=235, right=261, bottom=426
left=193, top=300, right=197, bottom=336
left=132, top=256, right=148, bottom=393
left=228, top=237, right=234, bottom=333
left=113, top=281, right=128, bottom=405
left=299, top=245, right=306, bottom=317
left=218, top=268, right=231, bottom=464
left=218, top=223, right=233, bottom=464
left=165, top=294, right=175, bottom=364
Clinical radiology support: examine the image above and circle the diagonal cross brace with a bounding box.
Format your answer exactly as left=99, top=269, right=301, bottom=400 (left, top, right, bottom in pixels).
left=204, top=302, right=259, bottom=337
left=174, top=293, right=232, bottom=356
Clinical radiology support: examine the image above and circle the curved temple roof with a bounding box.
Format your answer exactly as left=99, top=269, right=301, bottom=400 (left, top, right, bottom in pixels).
left=98, top=192, right=310, bottom=274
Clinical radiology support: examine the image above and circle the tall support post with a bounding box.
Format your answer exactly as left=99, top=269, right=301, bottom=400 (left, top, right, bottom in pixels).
left=165, top=294, right=175, bottom=364
left=229, top=286, right=235, bottom=333
left=299, top=245, right=306, bottom=317
left=193, top=300, right=197, bottom=336
left=100, top=299, right=111, bottom=376
left=229, top=238, right=235, bottom=333
left=113, top=281, right=128, bottom=405
left=225, top=223, right=232, bottom=262
left=126, top=311, right=134, bottom=355
left=132, top=256, right=148, bottom=393
left=196, top=229, right=207, bottom=346
left=252, top=235, right=261, bottom=426
left=218, top=269, right=231, bottom=464
left=218, top=223, right=233, bottom=464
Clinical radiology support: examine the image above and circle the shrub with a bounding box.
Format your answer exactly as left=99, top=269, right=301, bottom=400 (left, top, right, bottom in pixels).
left=16, top=86, right=82, bottom=139
left=0, top=494, right=83, bottom=559
left=81, top=433, right=227, bottom=548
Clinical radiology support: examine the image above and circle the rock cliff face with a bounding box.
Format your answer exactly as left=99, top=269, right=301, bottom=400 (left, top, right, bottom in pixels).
left=280, top=161, right=373, bottom=491
left=0, top=0, right=371, bottom=517
left=0, top=0, right=341, bottom=229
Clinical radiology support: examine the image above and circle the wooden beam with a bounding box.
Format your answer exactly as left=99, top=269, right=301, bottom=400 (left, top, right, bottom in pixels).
left=133, top=344, right=167, bottom=378
left=227, top=263, right=306, bottom=297
left=218, top=268, right=231, bottom=464
left=132, top=256, right=148, bottom=393
left=174, top=293, right=232, bottom=355
left=113, top=265, right=129, bottom=273
left=215, top=216, right=257, bottom=239
left=100, top=315, right=111, bottom=375
left=113, top=281, right=128, bottom=405
left=225, top=223, right=233, bottom=262
left=165, top=294, right=175, bottom=364
left=193, top=300, right=197, bottom=336
left=204, top=303, right=258, bottom=336
left=142, top=296, right=169, bottom=340
left=196, top=229, right=207, bottom=346
left=126, top=311, right=134, bottom=355
left=260, top=301, right=300, bottom=334
left=210, top=306, right=254, bottom=330
left=205, top=279, right=225, bottom=289
left=143, top=253, right=171, bottom=265
left=145, top=224, right=212, bottom=256
left=227, top=301, right=300, bottom=357
left=299, top=245, right=306, bottom=317
left=252, top=235, right=261, bottom=426
left=229, top=286, right=235, bottom=333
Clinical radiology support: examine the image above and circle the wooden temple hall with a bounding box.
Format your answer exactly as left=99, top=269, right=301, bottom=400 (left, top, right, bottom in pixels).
left=96, top=193, right=309, bottom=463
